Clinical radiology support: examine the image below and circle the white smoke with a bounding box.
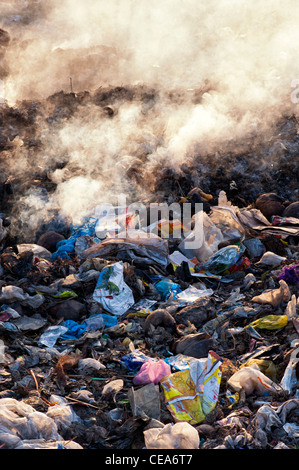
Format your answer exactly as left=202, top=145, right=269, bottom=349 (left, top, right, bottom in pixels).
left=1, top=0, right=299, bottom=232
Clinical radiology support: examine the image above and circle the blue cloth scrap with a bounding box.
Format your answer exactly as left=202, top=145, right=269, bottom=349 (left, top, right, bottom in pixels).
left=60, top=320, right=87, bottom=340
left=52, top=217, right=98, bottom=261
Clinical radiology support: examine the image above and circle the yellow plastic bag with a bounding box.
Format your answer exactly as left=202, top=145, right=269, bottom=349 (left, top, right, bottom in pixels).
left=245, top=314, right=288, bottom=330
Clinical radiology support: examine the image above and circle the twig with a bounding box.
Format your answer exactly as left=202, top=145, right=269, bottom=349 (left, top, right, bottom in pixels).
left=30, top=369, right=39, bottom=392
left=30, top=369, right=57, bottom=406
left=65, top=396, right=101, bottom=409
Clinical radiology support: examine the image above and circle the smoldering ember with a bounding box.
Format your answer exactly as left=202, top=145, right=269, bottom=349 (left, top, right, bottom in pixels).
left=0, top=0, right=298, bottom=452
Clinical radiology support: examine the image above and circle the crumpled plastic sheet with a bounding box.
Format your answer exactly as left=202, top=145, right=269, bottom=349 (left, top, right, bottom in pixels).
left=144, top=422, right=200, bottom=449
left=80, top=230, right=169, bottom=268
left=0, top=285, right=44, bottom=309
left=46, top=395, right=81, bottom=434
left=0, top=396, right=82, bottom=449
left=253, top=398, right=299, bottom=446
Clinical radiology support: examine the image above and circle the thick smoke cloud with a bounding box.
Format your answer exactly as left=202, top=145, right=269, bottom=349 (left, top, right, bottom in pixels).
left=1, top=0, right=299, bottom=234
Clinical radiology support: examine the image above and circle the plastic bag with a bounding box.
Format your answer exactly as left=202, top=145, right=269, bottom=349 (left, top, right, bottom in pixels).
left=120, top=350, right=150, bottom=370
left=78, top=357, right=106, bottom=374
left=179, top=211, right=223, bottom=263
left=209, top=204, right=245, bottom=242
left=129, top=383, right=161, bottom=420
left=240, top=359, right=277, bottom=381
left=155, top=278, right=182, bottom=300
left=17, top=243, right=52, bottom=261
left=160, top=351, right=222, bottom=424
left=280, top=347, right=299, bottom=393
left=256, top=251, right=286, bottom=266
left=176, top=285, right=213, bottom=305
left=81, top=230, right=169, bottom=268
left=227, top=363, right=281, bottom=395
left=46, top=395, right=81, bottom=433
left=245, top=314, right=288, bottom=331
left=133, top=359, right=171, bottom=386
left=83, top=313, right=118, bottom=331
left=144, top=422, right=200, bottom=449
left=52, top=217, right=98, bottom=260
left=92, top=261, right=135, bottom=316
left=0, top=398, right=62, bottom=448
left=60, top=320, right=87, bottom=340
left=38, top=325, right=69, bottom=348
left=0, top=285, right=44, bottom=309
left=202, top=243, right=245, bottom=274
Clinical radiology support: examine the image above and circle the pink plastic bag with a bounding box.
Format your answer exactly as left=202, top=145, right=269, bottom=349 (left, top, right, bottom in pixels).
left=133, top=359, right=171, bottom=386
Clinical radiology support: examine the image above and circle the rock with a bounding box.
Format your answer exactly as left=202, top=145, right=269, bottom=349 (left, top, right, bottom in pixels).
left=283, top=201, right=299, bottom=219
left=173, top=297, right=216, bottom=329
left=173, top=332, right=214, bottom=359
left=47, top=299, right=86, bottom=321
left=37, top=231, right=65, bottom=253
left=195, top=424, right=215, bottom=438
left=144, top=309, right=177, bottom=335
left=255, top=193, right=285, bottom=219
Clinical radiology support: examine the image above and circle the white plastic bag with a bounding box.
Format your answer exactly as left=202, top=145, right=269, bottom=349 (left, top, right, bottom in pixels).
left=17, top=243, right=52, bottom=261
left=280, top=347, right=299, bottom=393
left=144, top=422, right=200, bottom=449
left=92, top=261, right=135, bottom=316
left=227, top=363, right=281, bottom=395
left=179, top=212, right=223, bottom=263
left=46, top=395, right=81, bottom=433
left=0, top=398, right=61, bottom=448
left=256, top=251, right=286, bottom=266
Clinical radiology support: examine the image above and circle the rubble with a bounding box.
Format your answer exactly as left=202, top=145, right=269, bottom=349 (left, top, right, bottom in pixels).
left=0, top=176, right=298, bottom=451
left=0, top=11, right=298, bottom=453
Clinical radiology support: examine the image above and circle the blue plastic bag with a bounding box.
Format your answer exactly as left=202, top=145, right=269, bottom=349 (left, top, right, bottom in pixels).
left=155, top=278, right=182, bottom=301
left=52, top=217, right=98, bottom=261
left=60, top=320, right=87, bottom=340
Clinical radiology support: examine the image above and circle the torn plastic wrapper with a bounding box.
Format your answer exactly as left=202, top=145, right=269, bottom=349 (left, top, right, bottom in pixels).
left=176, top=285, right=213, bottom=306
left=202, top=243, right=246, bottom=275
left=160, top=351, right=222, bottom=424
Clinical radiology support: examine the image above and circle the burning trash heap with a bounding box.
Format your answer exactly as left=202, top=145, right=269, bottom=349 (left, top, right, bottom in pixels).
left=0, top=81, right=298, bottom=451
left=0, top=1, right=299, bottom=451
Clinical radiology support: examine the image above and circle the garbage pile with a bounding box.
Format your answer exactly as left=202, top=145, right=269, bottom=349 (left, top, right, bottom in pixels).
left=0, top=184, right=298, bottom=450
